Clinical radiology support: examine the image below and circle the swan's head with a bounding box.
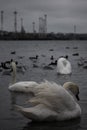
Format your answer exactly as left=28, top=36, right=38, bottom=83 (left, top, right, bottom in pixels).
left=63, top=82, right=80, bottom=100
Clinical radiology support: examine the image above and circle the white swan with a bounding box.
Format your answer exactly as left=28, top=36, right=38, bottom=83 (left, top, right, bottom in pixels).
left=8, top=61, right=38, bottom=92
left=15, top=81, right=81, bottom=122
left=57, top=57, right=72, bottom=74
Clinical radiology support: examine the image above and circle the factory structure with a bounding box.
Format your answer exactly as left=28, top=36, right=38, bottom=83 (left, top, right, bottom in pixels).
left=0, top=10, right=47, bottom=34
left=0, top=10, right=77, bottom=35
left=0, top=10, right=87, bottom=40
left=39, top=14, right=47, bottom=34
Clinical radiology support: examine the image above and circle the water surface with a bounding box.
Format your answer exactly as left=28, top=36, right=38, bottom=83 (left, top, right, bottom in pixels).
left=0, top=40, right=87, bottom=130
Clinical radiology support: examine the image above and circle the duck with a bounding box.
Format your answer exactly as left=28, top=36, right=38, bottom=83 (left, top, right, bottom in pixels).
left=50, top=55, right=54, bottom=60
left=14, top=80, right=81, bottom=122
left=1, top=59, right=17, bottom=70
left=1, top=62, right=11, bottom=70
left=11, top=51, right=16, bottom=55
left=1, top=60, right=13, bottom=75
left=29, top=55, right=38, bottom=60
left=57, top=57, right=72, bottom=74
left=49, top=60, right=57, bottom=66
left=72, top=53, right=79, bottom=56
left=8, top=61, right=38, bottom=92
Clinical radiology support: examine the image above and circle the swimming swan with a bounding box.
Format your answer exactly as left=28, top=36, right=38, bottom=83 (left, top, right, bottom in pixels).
left=8, top=61, right=38, bottom=92
left=57, top=57, right=72, bottom=74
left=15, top=81, right=81, bottom=122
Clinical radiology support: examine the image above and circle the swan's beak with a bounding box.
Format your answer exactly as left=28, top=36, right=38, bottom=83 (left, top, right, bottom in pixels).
left=76, top=94, right=80, bottom=101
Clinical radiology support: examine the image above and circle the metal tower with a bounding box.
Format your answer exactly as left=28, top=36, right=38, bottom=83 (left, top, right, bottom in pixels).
left=21, top=18, right=23, bottom=32
left=44, top=14, right=47, bottom=33
left=1, top=10, right=4, bottom=31
left=39, top=17, right=44, bottom=34
left=14, top=11, right=17, bottom=32
left=74, top=25, right=76, bottom=33
left=39, top=17, right=42, bottom=34
left=39, top=14, right=47, bottom=34
left=21, top=18, right=25, bottom=33
left=32, top=21, right=36, bottom=33
left=21, top=18, right=23, bottom=28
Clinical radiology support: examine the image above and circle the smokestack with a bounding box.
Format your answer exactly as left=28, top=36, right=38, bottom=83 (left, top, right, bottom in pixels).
left=1, top=10, right=4, bottom=31
left=32, top=21, right=35, bottom=33
left=44, top=14, right=47, bottom=33
left=74, top=25, right=76, bottom=33
left=21, top=18, right=25, bottom=33
left=14, top=11, right=17, bottom=32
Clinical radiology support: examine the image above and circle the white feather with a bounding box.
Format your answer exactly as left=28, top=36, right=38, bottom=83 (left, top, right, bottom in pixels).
left=15, top=81, right=81, bottom=121
left=8, top=62, right=38, bottom=92
left=57, top=57, right=72, bottom=74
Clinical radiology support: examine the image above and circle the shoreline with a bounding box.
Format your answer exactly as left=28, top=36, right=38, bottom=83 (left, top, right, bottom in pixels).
left=0, top=32, right=87, bottom=40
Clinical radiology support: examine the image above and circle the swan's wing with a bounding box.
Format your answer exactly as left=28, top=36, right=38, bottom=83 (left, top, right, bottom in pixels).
left=14, top=81, right=81, bottom=121
left=27, top=81, right=76, bottom=113
left=10, top=80, right=76, bottom=112
left=8, top=81, right=38, bottom=93
left=14, top=104, right=57, bottom=121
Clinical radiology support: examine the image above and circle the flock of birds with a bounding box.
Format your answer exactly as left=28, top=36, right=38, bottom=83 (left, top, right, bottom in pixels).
left=1, top=43, right=87, bottom=123
left=1, top=46, right=87, bottom=122
left=2, top=55, right=81, bottom=122
left=0, top=50, right=87, bottom=76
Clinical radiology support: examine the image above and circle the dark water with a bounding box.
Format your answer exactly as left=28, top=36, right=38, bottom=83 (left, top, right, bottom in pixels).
left=0, top=40, right=87, bottom=130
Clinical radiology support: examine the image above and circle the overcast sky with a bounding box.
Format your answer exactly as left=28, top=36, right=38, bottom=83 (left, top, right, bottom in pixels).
left=0, top=0, right=87, bottom=33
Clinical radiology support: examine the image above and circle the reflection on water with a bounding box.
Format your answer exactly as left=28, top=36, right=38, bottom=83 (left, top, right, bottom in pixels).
left=23, top=119, right=81, bottom=130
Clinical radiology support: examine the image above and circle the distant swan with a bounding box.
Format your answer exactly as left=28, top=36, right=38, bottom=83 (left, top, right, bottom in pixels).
left=15, top=81, right=81, bottom=122
left=57, top=57, right=72, bottom=74
left=8, top=61, right=38, bottom=92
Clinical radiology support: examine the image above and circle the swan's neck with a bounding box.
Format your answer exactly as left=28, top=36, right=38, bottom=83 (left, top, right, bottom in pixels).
left=11, top=62, right=16, bottom=84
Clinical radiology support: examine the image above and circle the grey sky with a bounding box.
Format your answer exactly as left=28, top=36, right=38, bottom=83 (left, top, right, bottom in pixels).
left=0, top=0, right=87, bottom=33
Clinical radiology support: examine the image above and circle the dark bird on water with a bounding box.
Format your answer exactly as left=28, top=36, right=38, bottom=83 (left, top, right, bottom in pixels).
left=29, top=55, right=38, bottom=60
